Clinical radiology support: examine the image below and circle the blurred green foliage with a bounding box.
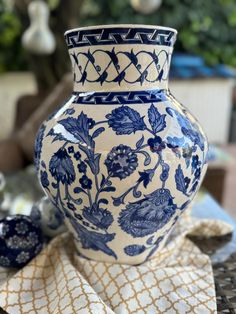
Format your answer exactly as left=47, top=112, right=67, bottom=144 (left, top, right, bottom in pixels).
left=0, top=0, right=236, bottom=73
left=80, top=0, right=236, bottom=67
left=0, top=0, right=27, bottom=73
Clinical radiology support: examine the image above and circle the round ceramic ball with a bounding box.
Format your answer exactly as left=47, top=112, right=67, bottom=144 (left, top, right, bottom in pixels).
left=0, top=215, right=43, bottom=268
left=130, top=0, right=162, bottom=14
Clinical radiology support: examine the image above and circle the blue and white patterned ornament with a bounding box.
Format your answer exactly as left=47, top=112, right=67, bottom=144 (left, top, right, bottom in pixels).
left=0, top=215, right=43, bottom=268
left=35, top=25, right=208, bottom=264
left=30, top=196, right=66, bottom=238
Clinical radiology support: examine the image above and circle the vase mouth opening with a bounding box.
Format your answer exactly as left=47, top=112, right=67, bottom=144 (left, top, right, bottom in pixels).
left=64, top=24, right=178, bottom=36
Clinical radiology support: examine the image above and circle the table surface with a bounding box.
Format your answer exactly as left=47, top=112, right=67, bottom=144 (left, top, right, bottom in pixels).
left=192, top=192, right=236, bottom=313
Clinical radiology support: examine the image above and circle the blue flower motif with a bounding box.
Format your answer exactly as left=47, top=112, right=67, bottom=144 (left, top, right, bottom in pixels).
left=68, top=146, right=74, bottom=153
left=83, top=206, right=113, bottom=230
left=105, top=144, right=138, bottom=180
left=49, top=148, right=75, bottom=185
left=148, top=136, right=165, bottom=153
left=106, top=106, right=146, bottom=135
left=34, top=123, right=46, bottom=172
left=74, top=151, right=81, bottom=160
left=118, top=188, right=177, bottom=237
left=87, top=118, right=95, bottom=129
left=79, top=175, right=92, bottom=190
left=77, top=161, right=87, bottom=173
left=40, top=171, right=49, bottom=188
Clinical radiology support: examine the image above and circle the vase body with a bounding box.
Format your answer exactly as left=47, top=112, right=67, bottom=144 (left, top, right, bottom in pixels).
left=35, top=25, right=208, bottom=264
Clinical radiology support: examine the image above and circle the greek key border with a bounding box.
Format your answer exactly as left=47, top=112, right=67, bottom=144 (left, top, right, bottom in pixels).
left=65, top=27, right=176, bottom=49
left=72, top=90, right=168, bottom=105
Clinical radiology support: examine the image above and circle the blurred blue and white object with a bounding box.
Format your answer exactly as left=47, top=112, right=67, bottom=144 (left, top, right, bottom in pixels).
left=207, top=144, right=234, bottom=165
left=30, top=196, right=66, bottom=238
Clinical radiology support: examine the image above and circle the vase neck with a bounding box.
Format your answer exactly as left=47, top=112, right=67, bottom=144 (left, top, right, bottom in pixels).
left=65, top=25, right=177, bottom=93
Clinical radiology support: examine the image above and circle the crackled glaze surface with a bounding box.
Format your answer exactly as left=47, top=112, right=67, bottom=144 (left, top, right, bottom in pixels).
left=35, top=25, right=208, bottom=264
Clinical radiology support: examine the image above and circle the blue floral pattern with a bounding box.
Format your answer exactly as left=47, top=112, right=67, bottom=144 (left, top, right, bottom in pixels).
left=105, top=145, right=138, bottom=179
left=118, top=188, right=177, bottom=237
left=49, top=148, right=76, bottom=185
left=36, top=91, right=208, bottom=262
left=0, top=215, right=43, bottom=268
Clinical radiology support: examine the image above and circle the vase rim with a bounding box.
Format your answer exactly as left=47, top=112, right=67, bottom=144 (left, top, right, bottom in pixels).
left=64, top=24, right=178, bottom=36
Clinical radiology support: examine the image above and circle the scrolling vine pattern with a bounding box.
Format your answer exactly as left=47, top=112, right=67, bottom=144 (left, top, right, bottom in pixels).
left=37, top=99, right=206, bottom=260
left=71, top=48, right=170, bottom=86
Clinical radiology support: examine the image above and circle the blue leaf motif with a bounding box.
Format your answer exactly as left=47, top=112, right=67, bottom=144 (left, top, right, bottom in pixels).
left=175, top=165, right=187, bottom=194
left=136, top=135, right=144, bottom=149
left=92, top=127, right=105, bottom=139
left=71, top=52, right=79, bottom=66
left=123, top=49, right=138, bottom=66
left=106, top=48, right=119, bottom=67
left=58, top=112, right=94, bottom=150
left=70, top=218, right=117, bottom=259
left=114, top=71, right=126, bottom=85
left=124, top=244, right=146, bottom=256
left=139, top=70, right=148, bottom=85
left=106, top=106, right=146, bottom=135
left=47, top=128, right=67, bottom=143
left=80, top=70, right=87, bottom=85
left=137, top=170, right=154, bottom=188
left=139, top=151, right=151, bottom=166
left=180, top=200, right=191, bottom=211
left=101, top=186, right=116, bottom=192
left=98, top=199, right=109, bottom=206
left=148, top=104, right=166, bottom=134
left=86, top=49, right=95, bottom=64
left=157, top=69, right=164, bottom=81
left=146, top=236, right=154, bottom=245
left=98, top=71, right=108, bottom=85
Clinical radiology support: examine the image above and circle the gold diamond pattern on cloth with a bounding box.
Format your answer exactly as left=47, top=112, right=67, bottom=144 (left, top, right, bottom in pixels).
left=0, top=217, right=233, bottom=314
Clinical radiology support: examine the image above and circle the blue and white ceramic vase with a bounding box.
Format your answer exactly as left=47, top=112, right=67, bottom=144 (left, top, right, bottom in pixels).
left=35, top=25, right=208, bottom=264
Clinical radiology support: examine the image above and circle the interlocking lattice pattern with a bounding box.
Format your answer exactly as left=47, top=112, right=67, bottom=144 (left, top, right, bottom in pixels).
left=65, top=27, right=176, bottom=49
left=0, top=216, right=232, bottom=314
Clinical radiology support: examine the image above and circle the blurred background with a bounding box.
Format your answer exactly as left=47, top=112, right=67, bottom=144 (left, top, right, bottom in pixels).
left=0, top=0, right=236, bottom=219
